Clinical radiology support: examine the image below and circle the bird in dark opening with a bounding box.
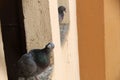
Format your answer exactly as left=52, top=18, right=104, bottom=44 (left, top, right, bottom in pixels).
left=58, top=6, right=66, bottom=23
left=17, top=42, right=55, bottom=80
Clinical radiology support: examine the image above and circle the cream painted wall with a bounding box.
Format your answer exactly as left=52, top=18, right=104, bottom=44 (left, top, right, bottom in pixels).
left=104, top=0, right=120, bottom=80
left=22, top=0, right=52, bottom=50
left=61, top=0, right=80, bottom=79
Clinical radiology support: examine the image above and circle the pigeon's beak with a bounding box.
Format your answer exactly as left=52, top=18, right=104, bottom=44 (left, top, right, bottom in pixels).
left=63, top=10, right=66, bottom=15
left=64, top=10, right=66, bottom=13
left=47, top=42, right=55, bottom=49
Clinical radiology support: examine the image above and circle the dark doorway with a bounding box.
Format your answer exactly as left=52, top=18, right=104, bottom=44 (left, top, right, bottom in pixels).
left=0, top=0, right=26, bottom=80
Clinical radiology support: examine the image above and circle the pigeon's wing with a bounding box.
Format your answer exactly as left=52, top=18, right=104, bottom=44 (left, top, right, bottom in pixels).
left=59, top=14, right=63, bottom=23
left=17, top=53, right=37, bottom=77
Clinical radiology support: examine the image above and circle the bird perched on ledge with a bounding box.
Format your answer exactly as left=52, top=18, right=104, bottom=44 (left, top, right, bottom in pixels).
left=58, top=6, right=66, bottom=23
left=17, top=42, right=55, bottom=80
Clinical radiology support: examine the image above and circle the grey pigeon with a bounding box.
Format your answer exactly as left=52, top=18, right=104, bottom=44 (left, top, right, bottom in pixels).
left=58, top=6, right=66, bottom=23
left=17, top=42, right=55, bottom=80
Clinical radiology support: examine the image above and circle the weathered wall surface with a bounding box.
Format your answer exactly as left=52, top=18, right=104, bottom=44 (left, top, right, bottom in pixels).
left=22, top=0, right=52, bottom=50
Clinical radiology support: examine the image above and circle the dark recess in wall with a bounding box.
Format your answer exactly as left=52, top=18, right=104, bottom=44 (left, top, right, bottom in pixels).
left=0, top=0, right=27, bottom=79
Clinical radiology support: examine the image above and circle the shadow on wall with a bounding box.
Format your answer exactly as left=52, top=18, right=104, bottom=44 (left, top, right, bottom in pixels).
left=60, top=23, right=69, bottom=45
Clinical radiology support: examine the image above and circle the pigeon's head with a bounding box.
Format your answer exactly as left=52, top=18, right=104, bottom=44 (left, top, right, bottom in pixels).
left=45, top=42, right=55, bottom=52
left=58, top=6, right=66, bottom=14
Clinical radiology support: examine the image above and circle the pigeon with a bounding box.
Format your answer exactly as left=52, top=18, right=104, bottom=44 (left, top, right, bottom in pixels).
left=58, top=6, right=66, bottom=23
left=17, top=42, right=55, bottom=80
